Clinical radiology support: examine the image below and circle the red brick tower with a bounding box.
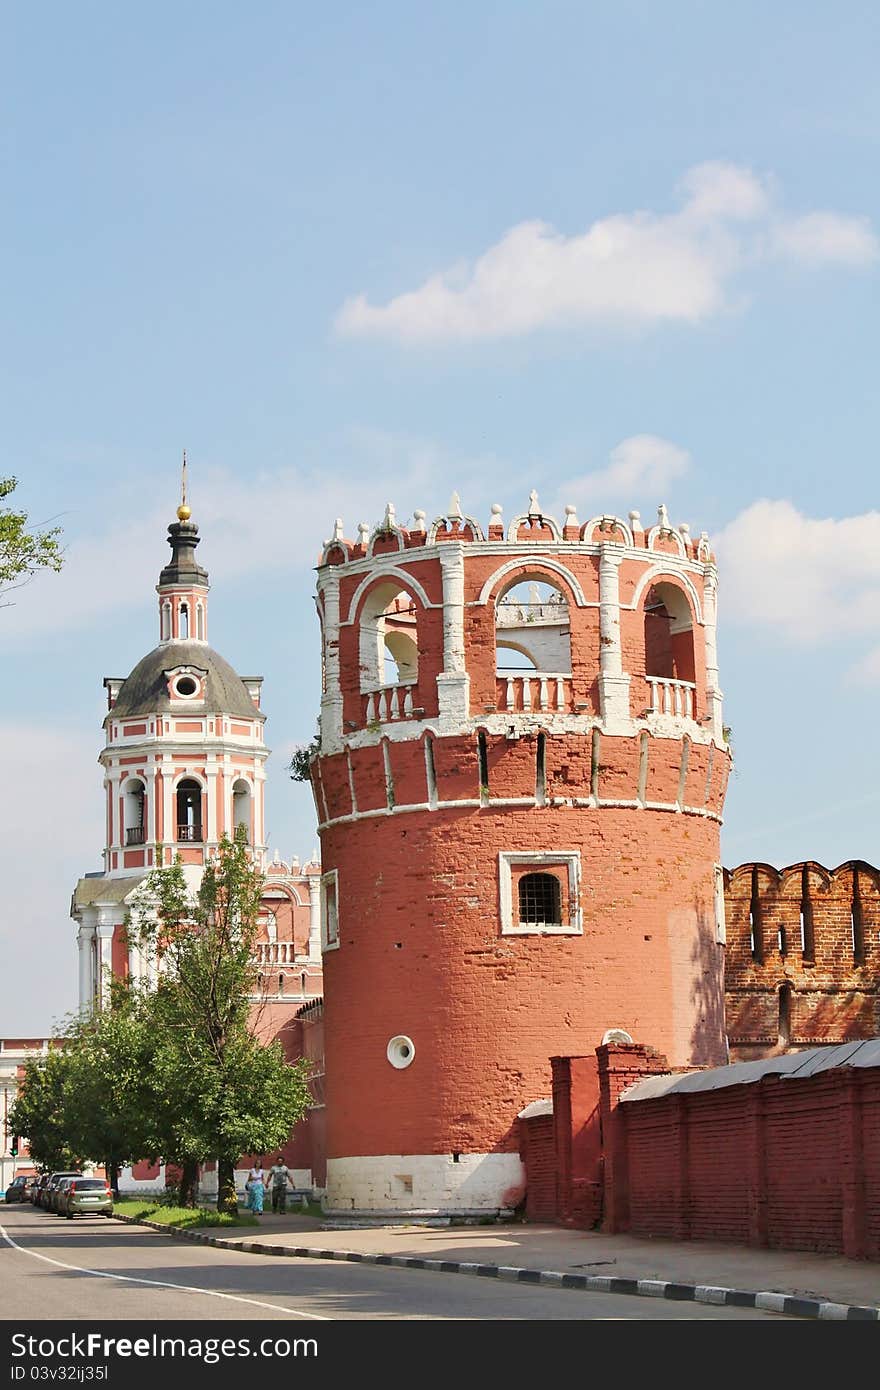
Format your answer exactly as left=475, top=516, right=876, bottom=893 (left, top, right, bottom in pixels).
left=311, top=493, right=730, bottom=1214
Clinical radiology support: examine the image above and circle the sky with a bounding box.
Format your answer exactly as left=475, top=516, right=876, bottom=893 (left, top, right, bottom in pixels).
left=1, top=2, right=879, bottom=1035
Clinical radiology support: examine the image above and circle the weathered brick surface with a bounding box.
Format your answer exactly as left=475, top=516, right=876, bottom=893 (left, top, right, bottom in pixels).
left=520, top=1114, right=557, bottom=1222
left=622, top=1068, right=880, bottom=1259
left=320, top=793, right=726, bottom=1162
left=724, top=861, right=880, bottom=1056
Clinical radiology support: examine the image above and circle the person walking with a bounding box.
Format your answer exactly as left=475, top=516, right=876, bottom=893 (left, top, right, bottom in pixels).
left=267, top=1155, right=292, bottom=1214
left=245, top=1159, right=266, bottom=1215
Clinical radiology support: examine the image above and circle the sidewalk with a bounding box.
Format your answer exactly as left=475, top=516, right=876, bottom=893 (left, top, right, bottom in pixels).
left=130, top=1208, right=880, bottom=1320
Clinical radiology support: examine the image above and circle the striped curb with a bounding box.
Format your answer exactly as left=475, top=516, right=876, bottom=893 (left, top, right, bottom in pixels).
left=111, top=1216, right=880, bottom=1320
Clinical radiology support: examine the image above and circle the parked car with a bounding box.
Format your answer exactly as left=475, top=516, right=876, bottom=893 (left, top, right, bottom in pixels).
left=4, top=1175, right=29, bottom=1203
left=33, top=1174, right=51, bottom=1206
left=23, top=1176, right=39, bottom=1202
left=50, top=1177, right=77, bottom=1214
left=57, top=1178, right=113, bottom=1219
left=40, top=1172, right=81, bottom=1211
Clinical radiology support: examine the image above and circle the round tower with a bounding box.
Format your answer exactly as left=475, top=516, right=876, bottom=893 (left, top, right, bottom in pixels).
left=311, top=493, right=731, bottom=1215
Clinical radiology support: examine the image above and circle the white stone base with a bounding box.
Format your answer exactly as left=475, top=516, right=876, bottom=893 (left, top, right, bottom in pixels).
left=324, top=1153, right=525, bottom=1215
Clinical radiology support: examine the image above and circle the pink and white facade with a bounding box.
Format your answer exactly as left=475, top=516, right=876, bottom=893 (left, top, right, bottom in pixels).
left=70, top=501, right=324, bottom=1189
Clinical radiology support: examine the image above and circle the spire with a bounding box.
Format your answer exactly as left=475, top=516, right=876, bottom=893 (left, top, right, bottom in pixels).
left=177, top=450, right=191, bottom=522
left=159, top=460, right=209, bottom=590
left=157, top=460, right=210, bottom=642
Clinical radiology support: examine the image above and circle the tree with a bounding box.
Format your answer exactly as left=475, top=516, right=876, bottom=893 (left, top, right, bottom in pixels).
left=129, top=827, right=313, bottom=1211
left=9, top=1047, right=82, bottom=1173
left=0, top=477, right=63, bottom=603
left=61, top=983, right=158, bottom=1196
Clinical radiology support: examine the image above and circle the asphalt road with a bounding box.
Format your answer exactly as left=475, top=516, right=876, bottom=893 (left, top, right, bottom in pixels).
left=1, top=1205, right=782, bottom=1321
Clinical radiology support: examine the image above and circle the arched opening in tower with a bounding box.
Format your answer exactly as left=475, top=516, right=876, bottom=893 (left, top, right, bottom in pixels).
left=176, top=778, right=203, bottom=843
left=232, top=778, right=252, bottom=842
left=359, top=582, right=419, bottom=690
left=495, top=578, right=571, bottom=675
left=122, top=778, right=146, bottom=846
left=643, top=583, right=696, bottom=683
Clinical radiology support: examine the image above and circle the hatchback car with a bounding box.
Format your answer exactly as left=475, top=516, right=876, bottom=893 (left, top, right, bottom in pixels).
left=57, top=1178, right=113, bottom=1219
left=4, top=1175, right=29, bottom=1203
left=42, top=1172, right=81, bottom=1211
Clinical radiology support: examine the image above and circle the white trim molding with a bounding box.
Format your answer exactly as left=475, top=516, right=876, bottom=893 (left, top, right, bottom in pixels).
left=320, top=868, right=340, bottom=952
left=498, top=850, right=582, bottom=936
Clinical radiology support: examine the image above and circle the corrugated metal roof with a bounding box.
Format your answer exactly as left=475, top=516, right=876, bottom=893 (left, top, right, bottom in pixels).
left=620, top=1039, right=880, bottom=1104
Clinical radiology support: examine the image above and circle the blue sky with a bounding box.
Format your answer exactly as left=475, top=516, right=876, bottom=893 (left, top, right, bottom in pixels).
left=2, top=2, right=879, bottom=1033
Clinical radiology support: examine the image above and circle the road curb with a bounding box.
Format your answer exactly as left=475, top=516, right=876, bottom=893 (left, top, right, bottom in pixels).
left=111, top=1215, right=880, bottom=1320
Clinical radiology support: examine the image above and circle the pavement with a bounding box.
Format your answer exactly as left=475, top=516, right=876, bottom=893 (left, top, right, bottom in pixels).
left=115, top=1207, right=880, bottom=1320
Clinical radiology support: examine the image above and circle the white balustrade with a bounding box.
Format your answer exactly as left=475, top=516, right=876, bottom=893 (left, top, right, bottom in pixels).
left=498, top=673, right=571, bottom=713
left=646, top=676, right=696, bottom=719
left=364, top=683, right=416, bottom=725
left=254, top=941, right=297, bottom=966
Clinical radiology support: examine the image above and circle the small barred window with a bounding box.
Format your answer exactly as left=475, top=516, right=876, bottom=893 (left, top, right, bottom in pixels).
left=518, top=872, right=561, bottom=926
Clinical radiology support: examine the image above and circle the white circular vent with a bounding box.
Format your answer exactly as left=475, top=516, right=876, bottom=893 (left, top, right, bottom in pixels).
left=602, top=1028, right=634, bottom=1045
left=386, top=1035, right=415, bottom=1069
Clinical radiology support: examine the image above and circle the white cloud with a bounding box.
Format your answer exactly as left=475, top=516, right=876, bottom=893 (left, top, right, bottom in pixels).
left=714, top=501, right=880, bottom=659
left=770, top=211, right=879, bottom=266
left=335, top=162, right=878, bottom=343
left=556, top=435, right=691, bottom=510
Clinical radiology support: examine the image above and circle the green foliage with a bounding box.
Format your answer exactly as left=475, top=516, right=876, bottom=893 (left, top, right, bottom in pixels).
left=0, top=477, right=63, bottom=598
left=9, top=1048, right=82, bottom=1172
left=13, top=831, right=312, bottom=1211
left=113, top=1198, right=257, bottom=1228
left=61, top=981, right=158, bottom=1188
left=288, top=733, right=320, bottom=782
left=128, top=827, right=313, bottom=1212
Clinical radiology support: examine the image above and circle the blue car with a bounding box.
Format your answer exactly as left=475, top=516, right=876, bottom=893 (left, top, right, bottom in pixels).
left=4, top=1175, right=29, bottom=1203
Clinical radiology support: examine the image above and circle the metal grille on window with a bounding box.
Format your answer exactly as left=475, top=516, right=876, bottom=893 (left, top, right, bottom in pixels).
left=518, top=872, right=561, bottom=925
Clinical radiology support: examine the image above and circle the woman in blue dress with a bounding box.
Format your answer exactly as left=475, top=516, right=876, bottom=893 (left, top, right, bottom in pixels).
left=245, top=1159, right=266, bottom=1214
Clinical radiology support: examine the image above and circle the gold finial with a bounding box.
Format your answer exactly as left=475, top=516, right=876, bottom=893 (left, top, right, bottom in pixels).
left=177, top=450, right=192, bottom=521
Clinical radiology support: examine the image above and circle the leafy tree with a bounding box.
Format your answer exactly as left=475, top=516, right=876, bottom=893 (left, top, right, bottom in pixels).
left=61, top=983, right=158, bottom=1196
left=0, top=477, right=63, bottom=602
left=9, top=1047, right=82, bottom=1172
left=129, top=827, right=312, bottom=1211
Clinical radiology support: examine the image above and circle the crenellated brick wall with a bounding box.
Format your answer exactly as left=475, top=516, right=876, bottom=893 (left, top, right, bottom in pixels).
left=724, top=861, right=880, bottom=1058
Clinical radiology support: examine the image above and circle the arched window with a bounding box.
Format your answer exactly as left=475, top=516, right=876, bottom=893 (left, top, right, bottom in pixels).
left=495, top=579, right=570, bottom=675
left=176, top=778, right=202, bottom=842
left=643, top=583, right=695, bottom=683
left=232, top=778, right=252, bottom=840
left=122, top=778, right=146, bottom=846
left=161, top=603, right=171, bottom=641
left=359, top=581, right=419, bottom=690
left=518, top=872, right=561, bottom=926
left=196, top=604, right=204, bottom=641
left=179, top=603, right=189, bottom=640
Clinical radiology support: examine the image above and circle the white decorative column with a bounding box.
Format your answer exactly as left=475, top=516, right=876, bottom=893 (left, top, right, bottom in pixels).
left=77, top=919, right=97, bottom=1012
left=254, top=763, right=267, bottom=855
left=95, top=910, right=116, bottom=1011
left=146, top=764, right=158, bottom=848
left=597, top=545, right=631, bottom=729
left=307, top=874, right=322, bottom=962
left=702, top=565, right=724, bottom=743
left=162, top=755, right=174, bottom=856
left=318, top=570, right=344, bottom=753
left=436, top=543, right=470, bottom=728
left=205, top=760, right=219, bottom=845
